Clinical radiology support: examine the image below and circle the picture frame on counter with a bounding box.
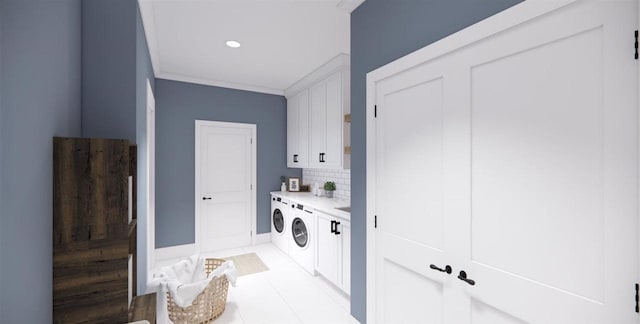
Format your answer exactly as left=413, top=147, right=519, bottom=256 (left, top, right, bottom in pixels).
left=288, top=177, right=300, bottom=192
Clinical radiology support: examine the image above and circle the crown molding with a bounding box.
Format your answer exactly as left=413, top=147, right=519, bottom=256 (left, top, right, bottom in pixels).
left=156, top=72, right=285, bottom=96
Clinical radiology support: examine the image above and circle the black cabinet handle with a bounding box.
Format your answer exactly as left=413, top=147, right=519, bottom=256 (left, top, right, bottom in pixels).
left=319, top=153, right=323, bottom=162
left=334, top=221, right=341, bottom=235
left=429, top=264, right=452, bottom=274
left=320, top=153, right=326, bottom=162
left=330, top=220, right=336, bottom=233
left=457, top=270, right=475, bottom=286
left=202, top=197, right=212, bottom=200
left=293, top=154, right=298, bottom=163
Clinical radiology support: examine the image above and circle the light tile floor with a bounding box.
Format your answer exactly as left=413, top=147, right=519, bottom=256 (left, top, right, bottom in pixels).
left=154, top=243, right=358, bottom=324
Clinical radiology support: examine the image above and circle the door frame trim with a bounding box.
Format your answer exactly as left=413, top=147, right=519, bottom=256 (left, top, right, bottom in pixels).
left=195, top=119, right=257, bottom=253
left=365, top=0, right=578, bottom=322
left=144, top=79, right=156, bottom=293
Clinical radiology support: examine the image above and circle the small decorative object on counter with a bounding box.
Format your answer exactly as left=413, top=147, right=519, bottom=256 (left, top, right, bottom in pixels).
left=288, top=177, right=300, bottom=192
left=324, top=181, right=336, bottom=198
left=280, top=176, right=287, bottom=192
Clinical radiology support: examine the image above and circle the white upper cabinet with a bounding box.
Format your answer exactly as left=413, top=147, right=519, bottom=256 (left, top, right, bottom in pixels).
left=286, top=54, right=350, bottom=169
left=287, top=90, right=309, bottom=168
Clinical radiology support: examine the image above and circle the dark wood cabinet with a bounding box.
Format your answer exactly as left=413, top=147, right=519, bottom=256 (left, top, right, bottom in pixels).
left=53, top=137, right=136, bottom=323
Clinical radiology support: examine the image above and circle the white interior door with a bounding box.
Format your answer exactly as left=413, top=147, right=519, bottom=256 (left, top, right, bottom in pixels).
left=369, top=0, right=638, bottom=323
left=374, top=63, right=455, bottom=324
left=196, top=120, right=256, bottom=252
left=459, top=2, right=637, bottom=322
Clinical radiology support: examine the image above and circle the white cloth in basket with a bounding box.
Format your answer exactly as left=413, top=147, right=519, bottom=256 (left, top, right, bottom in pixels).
left=152, top=254, right=237, bottom=324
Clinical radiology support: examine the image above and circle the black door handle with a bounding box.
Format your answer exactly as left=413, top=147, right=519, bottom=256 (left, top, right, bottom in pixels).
left=293, top=154, right=298, bottom=163
left=202, top=197, right=212, bottom=200
left=429, top=264, right=452, bottom=274
left=334, top=221, right=341, bottom=235
left=330, top=220, right=336, bottom=233
left=457, top=270, right=475, bottom=286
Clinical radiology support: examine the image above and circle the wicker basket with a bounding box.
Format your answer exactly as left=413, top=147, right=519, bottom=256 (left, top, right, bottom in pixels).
left=166, top=258, right=230, bottom=324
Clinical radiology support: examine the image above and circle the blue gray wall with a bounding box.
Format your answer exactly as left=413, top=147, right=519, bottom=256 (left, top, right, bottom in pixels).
left=0, top=12, right=3, bottom=313
left=155, top=79, right=301, bottom=248
left=82, top=0, right=137, bottom=142
left=0, top=1, right=83, bottom=322
left=0, top=11, right=3, bottom=313
left=82, top=0, right=155, bottom=294
left=350, top=0, right=522, bottom=321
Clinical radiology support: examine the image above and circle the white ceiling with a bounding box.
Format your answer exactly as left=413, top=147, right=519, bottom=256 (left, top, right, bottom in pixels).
left=139, top=0, right=359, bottom=96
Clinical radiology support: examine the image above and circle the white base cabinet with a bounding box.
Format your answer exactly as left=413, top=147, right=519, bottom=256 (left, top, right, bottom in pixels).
left=315, top=211, right=350, bottom=294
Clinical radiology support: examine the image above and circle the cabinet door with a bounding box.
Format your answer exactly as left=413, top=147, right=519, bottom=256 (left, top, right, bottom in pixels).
left=323, top=72, right=343, bottom=169
left=297, top=90, right=309, bottom=167
left=339, top=220, right=350, bottom=294
left=371, top=1, right=637, bottom=323
left=286, top=94, right=299, bottom=168
left=309, top=81, right=326, bottom=168
left=316, top=213, right=338, bottom=283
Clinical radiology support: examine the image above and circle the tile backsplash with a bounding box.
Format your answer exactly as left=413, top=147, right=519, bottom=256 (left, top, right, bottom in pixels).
left=302, top=168, right=351, bottom=200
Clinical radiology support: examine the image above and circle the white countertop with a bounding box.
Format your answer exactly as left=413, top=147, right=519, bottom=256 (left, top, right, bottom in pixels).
left=271, top=191, right=351, bottom=221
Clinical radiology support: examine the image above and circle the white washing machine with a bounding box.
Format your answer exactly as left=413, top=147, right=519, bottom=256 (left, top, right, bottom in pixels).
left=271, top=195, right=290, bottom=254
left=288, top=203, right=315, bottom=275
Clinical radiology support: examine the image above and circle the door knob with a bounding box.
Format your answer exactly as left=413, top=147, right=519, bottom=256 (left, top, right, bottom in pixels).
left=457, top=270, right=475, bottom=286
left=429, top=264, right=452, bottom=274
left=202, top=197, right=212, bottom=200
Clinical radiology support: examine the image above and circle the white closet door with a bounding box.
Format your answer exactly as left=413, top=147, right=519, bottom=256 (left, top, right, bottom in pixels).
left=374, top=61, right=458, bottom=323
left=372, top=0, right=637, bottom=323
left=458, top=1, right=637, bottom=323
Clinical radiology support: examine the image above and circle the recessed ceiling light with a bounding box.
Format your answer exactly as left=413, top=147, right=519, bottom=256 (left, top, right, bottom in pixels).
left=226, top=40, right=241, bottom=48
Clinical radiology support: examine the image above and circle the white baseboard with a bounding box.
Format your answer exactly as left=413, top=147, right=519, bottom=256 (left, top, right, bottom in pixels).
left=254, top=233, right=272, bottom=245
left=154, top=243, right=196, bottom=263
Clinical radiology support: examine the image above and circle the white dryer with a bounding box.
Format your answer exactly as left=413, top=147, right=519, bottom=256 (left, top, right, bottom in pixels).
left=271, top=195, right=290, bottom=254
left=288, top=203, right=315, bottom=275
